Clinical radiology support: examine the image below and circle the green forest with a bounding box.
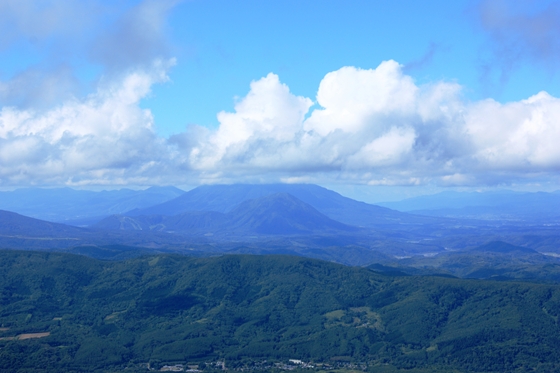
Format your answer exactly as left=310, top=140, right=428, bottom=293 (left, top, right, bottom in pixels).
left=1, top=250, right=560, bottom=372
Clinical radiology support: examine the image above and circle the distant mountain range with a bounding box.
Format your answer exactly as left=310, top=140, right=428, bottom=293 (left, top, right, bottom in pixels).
left=371, top=240, right=560, bottom=282
left=3, top=184, right=559, bottom=226
left=2, top=186, right=560, bottom=371
left=0, top=186, right=184, bottom=225
left=0, top=184, right=560, bottom=266
left=378, top=190, right=560, bottom=222
left=126, top=183, right=442, bottom=228
left=0, top=210, right=86, bottom=237
left=96, top=192, right=357, bottom=235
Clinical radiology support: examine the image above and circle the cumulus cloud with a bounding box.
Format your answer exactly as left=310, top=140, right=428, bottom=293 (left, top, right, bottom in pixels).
left=0, top=59, right=178, bottom=186
left=465, top=92, right=560, bottom=170
left=1, top=58, right=560, bottom=187
left=182, top=60, right=560, bottom=186
left=188, top=73, right=313, bottom=171
left=304, top=62, right=418, bottom=136
left=185, top=61, right=458, bottom=180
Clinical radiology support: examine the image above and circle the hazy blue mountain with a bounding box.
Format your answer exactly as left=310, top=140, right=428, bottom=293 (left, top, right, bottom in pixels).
left=378, top=240, right=560, bottom=282
left=128, top=183, right=443, bottom=228
left=470, top=240, right=538, bottom=254
left=96, top=193, right=357, bottom=235
left=0, top=210, right=86, bottom=237
left=0, top=186, right=184, bottom=224
left=128, top=184, right=315, bottom=214
left=225, top=193, right=358, bottom=234
left=3, top=183, right=560, bottom=267
left=378, top=190, right=560, bottom=221
left=94, top=211, right=225, bottom=232
left=0, top=209, right=212, bottom=254
left=378, top=190, right=521, bottom=210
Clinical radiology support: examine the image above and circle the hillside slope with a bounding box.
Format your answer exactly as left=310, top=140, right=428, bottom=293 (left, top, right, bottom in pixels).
left=127, top=184, right=442, bottom=228
left=1, top=251, right=560, bottom=372
left=0, top=210, right=86, bottom=237
left=0, top=186, right=184, bottom=224
left=99, top=193, right=357, bottom=235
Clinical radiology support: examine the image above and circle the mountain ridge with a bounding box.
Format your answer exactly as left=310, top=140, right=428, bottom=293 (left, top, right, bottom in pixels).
left=378, top=190, right=560, bottom=222
left=127, top=183, right=446, bottom=228
left=96, top=193, right=358, bottom=236
left=2, top=250, right=560, bottom=372
left=0, top=186, right=184, bottom=224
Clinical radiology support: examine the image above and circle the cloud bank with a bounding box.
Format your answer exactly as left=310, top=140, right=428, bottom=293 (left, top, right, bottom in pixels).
left=2, top=0, right=558, bottom=189
left=2, top=59, right=560, bottom=187
left=186, top=60, right=560, bottom=186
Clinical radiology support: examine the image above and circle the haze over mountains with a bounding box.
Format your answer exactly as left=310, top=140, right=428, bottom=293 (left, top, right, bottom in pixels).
left=96, top=192, right=357, bottom=236
left=0, top=186, right=184, bottom=225
left=126, top=183, right=436, bottom=228
left=0, top=183, right=559, bottom=271
left=2, top=184, right=560, bottom=372
left=378, top=190, right=560, bottom=222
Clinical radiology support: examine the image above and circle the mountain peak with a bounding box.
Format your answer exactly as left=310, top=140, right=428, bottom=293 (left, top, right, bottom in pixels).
left=471, top=241, right=537, bottom=254
left=227, top=192, right=357, bottom=235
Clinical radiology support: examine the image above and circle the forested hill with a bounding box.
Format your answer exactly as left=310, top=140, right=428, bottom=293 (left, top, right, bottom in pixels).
left=1, top=250, right=560, bottom=372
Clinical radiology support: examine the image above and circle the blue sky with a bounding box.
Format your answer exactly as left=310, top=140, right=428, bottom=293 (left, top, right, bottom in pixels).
left=149, top=0, right=560, bottom=135
left=1, top=0, right=560, bottom=201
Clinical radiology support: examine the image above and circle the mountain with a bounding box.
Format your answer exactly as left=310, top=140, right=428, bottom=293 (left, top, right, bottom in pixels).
left=0, top=209, right=213, bottom=254
left=471, top=240, right=538, bottom=254
left=0, top=186, right=184, bottom=225
left=377, top=240, right=560, bottom=282
left=225, top=192, right=358, bottom=234
left=3, top=183, right=560, bottom=267
left=377, top=190, right=521, bottom=211
left=128, top=184, right=443, bottom=228
left=94, top=211, right=226, bottom=233
left=0, top=210, right=86, bottom=237
left=2, top=250, right=560, bottom=372
left=0, top=205, right=417, bottom=266
left=378, top=190, right=560, bottom=222
left=95, top=193, right=357, bottom=235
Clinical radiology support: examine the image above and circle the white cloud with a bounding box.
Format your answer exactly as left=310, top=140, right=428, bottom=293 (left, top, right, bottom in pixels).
left=304, top=61, right=418, bottom=136
left=183, top=60, right=560, bottom=187
left=0, top=0, right=183, bottom=114
left=465, top=91, right=560, bottom=170
left=184, top=61, right=462, bottom=182
left=187, top=61, right=430, bottom=176
left=347, top=126, right=416, bottom=168
left=1, top=58, right=560, bottom=188
left=0, top=59, right=177, bottom=186
left=189, top=73, right=313, bottom=170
